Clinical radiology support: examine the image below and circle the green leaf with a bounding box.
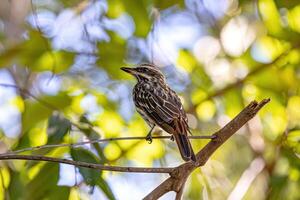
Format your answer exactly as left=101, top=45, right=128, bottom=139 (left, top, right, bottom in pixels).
left=107, top=0, right=125, bottom=18
left=0, top=46, right=23, bottom=68
left=71, top=148, right=116, bottom=200
left=25, top=163, right=60, bottom=200
left=123, top=0, right=151, bottom=37
left=0, top=30, right=74, bottom=72
left=70, top=148, right=101, bottom=186
left=79, top=115, right=100, bottom=140
left=153, top=0, right=185, bottom=9
left=286, top=130, right=300, bottom=152
left=47, top=186, right=70, bottom=200
left=190, top=65, right=213, bottom=92
left=268, top=175, right=289, bottom=200
left=22, top=93, right=71, bottom=132
left=32, top=50, right=75, bottom=73
left=107, top=0, right=151, bottom=37
left=97, top=32, right=127, bottom=78
left=0, top=30, right=48, bottom=68
left=8, top=171, right=26, bottom=200
left=97, top=177, right=116, bottom=200
left=177, top=49, right=197, bottom=73
left=60, top=0, right=82, bottom=7
left=47, top=114, right=71, bottom=144
left=275, top=0, right=300, bottom=9
left=282, top=148, right=300, bottom=169
left=223, top=89, right=243, bottom=118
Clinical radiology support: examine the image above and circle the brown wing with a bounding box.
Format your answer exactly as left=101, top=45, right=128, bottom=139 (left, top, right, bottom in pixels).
left=134, top=84, right=195, bottom=161
left=134, top=85, right=181, bottom=129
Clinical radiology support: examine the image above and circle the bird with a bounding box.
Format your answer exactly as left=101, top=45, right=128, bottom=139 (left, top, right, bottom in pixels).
left=121, top=63, right=196, bottom=162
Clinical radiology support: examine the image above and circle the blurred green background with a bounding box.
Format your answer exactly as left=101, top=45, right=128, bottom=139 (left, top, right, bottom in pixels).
left=0, top=0, right=300, bottom=199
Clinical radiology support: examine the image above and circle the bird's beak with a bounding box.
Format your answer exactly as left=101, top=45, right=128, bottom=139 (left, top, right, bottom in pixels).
left=121, top=67, right=136, bottom=75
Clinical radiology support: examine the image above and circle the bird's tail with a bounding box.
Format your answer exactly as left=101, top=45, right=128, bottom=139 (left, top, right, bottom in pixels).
left=173, top=133, right=196, bottom=162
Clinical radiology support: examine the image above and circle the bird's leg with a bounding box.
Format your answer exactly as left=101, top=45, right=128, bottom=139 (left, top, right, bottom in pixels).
left=146, top=125, right=155, bottom=144
left=170, top=135, right=174, bottom=141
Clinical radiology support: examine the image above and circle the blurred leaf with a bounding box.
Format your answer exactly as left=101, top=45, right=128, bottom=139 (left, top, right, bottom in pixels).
left=8, top=171, right=25, bottom=200
left=252, top=36, right=290, bottom=62
left=282, top=148, right=300, bottom=169
left=104, top=143, right=122, bottom=160
left=47, top=114, right=71, bottom=144
left=70, top=148, right=116, bottom=200
left=32, top=50, right=75, bottom=73
left=260, top=99, right=288, bottom=140
left=259, top=0, right=283, bottom=35
left=191, top=89, right=208, bottom=106
left=268, top=175, right=289, bottom=200
left=153, top=0, right=185, bottom=9
left=223, top=89, right=243, bottom=118
left=47, top=186, right=70, bottom=200
left=123, top=0, right=151, bottom=37
left=97, top=111, right=124, bottom=137
left=249, top=67, right=284, bottom=92
left=275, top=0, right=300, bottom=9
left=60, top=0, right=82, bottom=7
left=127, top=140, right=164, bottom=165
left=97, top=177, right=116, bottom=200
left=196, top=100, right=216, bottom=121
left=287, top=5, right=300, bottom=33
left=22, top=93, right=71, bottom=132
left=78, top=115, right=100, bottom=140
left=177, top=50, right=197, bottom=73
left=190, top=66, right=212, bottom=92
left=0, top=31, right=47, bottom=68
left=0, top=30, right=74, bottom=72
left=258, top=0, right=300, bottom=42
left=25, top=163, right=60, bottom=200
left=0, top=46, right=23, bottom=68
left=97, top=32, right=126, bottom=78
left=286, top=130, right=300, bottom=153
left=71, top=148, right=101, bottom=186
left=107, top=0, right=125, bottom=18
left=287, top=96, right=300, bottom=127
left=107, top=0, right=151, bottom=37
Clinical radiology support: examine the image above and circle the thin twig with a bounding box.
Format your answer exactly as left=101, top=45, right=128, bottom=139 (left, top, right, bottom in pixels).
left=0, top=83, right=58, bottom=110
left=11, top=135, right=214, bottom=154
left=0, top=154, right=173, bottom=174
left=0, top=83, right=95, bottom=131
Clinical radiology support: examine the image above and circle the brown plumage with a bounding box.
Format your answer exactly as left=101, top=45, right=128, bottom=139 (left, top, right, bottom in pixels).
left=121, top=63, right=196, bottom=162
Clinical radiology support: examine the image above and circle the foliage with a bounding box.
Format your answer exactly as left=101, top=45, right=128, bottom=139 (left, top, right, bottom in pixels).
left=0, top=0, right=300, bottom=199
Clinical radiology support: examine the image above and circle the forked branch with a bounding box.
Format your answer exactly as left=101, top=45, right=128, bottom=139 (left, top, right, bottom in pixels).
left=143, top=99, right=270, bottom=200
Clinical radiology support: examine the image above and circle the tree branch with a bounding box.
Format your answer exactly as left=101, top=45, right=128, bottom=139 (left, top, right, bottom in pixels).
left=0, top=99, right=270, bottom=199
left=143, top=99, right=270, bottom=200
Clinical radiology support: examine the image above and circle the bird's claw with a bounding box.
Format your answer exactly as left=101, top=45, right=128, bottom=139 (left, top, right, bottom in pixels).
left=146, top=135, right=153, bottom=144
left=170, top=135, right=174, bottom=141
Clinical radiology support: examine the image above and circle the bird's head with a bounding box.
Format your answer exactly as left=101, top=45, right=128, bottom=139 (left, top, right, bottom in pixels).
left=121, top=63, right=165, bottom=82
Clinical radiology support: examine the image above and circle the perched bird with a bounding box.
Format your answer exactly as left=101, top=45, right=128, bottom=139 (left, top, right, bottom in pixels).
left=121, top=63, right=196, bottom=162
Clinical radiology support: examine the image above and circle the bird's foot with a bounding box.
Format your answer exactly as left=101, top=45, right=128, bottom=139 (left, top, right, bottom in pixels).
left=170, top=135, right=174, bottom=141
left=146, top=133, right=153, bottom=144
left=211, top=134, right=217, bottom=139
